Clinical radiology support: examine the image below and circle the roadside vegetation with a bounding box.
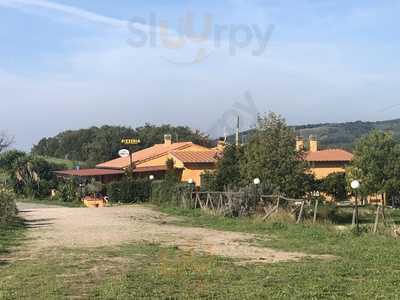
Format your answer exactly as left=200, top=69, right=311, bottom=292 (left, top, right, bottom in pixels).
left=0, top=186, right=25, bottom=264
left=0, top=189, right=17, bottom=224
left=0, top=218, right=25, bottom=258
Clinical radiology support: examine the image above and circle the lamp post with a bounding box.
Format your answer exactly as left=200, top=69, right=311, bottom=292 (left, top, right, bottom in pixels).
left=149, top=175, right=155, bottom=201
left=351, top=180, right=361, bottom=234
left=253, top=178, right=261, bottom=211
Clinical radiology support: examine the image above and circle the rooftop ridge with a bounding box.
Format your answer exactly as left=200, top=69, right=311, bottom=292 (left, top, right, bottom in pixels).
left=96, top=141, right=196, bottom=169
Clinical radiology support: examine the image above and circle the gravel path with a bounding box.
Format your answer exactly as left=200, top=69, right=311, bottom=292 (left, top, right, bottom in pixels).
left=16, top=203, right=329, bottom=263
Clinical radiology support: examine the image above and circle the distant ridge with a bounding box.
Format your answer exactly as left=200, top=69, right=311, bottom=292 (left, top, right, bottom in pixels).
left=225, top=118, right=400, bottom=150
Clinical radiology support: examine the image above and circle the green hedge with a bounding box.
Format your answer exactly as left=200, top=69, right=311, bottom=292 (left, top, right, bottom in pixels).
left=0, top=188, right=17, bottom=224
left=151, top=180, right=193, bottom=205
left=107, top=178, right=151, bottom=203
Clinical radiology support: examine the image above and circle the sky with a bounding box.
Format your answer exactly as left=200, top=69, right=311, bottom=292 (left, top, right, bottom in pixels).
left=1, top=0, right=400, bottom=150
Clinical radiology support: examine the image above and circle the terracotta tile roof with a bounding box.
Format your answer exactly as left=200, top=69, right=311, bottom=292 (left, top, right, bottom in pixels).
left=170, top=151, right=218, bottom=164
left=133, top=165, right=168, bottom=173
left=96, top=142, right=193, bottom=169
left=305, top=149, right=353, bottom=162
left=54, top=169, right=125, bottom=177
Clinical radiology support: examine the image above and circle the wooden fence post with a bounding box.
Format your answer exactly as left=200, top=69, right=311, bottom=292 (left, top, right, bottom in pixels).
left=206, top=193, right=211, bottom=208
left=373, top=205, right=381, bottom=234
left=352, top=205, right=356, bottom=228
left=209, top=193, right=215, bottom=211
left=296, top=201, right=305, bottom=224
left=276, top=196, right=281, bottom=213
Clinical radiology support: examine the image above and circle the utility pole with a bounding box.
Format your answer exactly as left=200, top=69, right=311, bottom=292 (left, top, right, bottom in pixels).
left=236, top=115, right=240, bottom=147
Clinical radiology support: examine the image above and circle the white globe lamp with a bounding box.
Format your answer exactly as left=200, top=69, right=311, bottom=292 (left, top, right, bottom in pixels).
left=351, top=180, right=360, bottom=190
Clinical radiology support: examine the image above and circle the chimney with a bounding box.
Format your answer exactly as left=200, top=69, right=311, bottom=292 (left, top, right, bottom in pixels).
left=217, top=138, right=226, bottom=153
left=309, top=135, right=318, bottom=152
left=296, top=137, right=304, bottom=151
left=164, top=134, right=172, bottom=145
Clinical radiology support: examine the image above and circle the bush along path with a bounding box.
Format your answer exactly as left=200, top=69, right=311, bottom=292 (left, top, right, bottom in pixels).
left=0, top=190, right=25, bottom=265
left=0, top=188, right=17, bottom=224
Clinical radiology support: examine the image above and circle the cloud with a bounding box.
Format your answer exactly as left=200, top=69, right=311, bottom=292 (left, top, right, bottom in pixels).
left=2, top=0, right=400, bottom=151
left=0, top=0, right=127, bottom=27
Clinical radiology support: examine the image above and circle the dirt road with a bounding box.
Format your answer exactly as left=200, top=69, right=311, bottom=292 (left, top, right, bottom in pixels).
left=17, top=203, right=325, bottom=263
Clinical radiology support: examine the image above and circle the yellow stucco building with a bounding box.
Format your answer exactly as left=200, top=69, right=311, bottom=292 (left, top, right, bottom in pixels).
left=297, top=136, right=353, bottom=180
left=97, top=135, right=220, bottom=186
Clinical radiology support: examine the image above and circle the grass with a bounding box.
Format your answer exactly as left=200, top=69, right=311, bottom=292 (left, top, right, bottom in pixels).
left=0, top=218, right=25, bottom=257
left=16, top=197, right=83, bottom=208
left=2, top=204, right=400, bottom=298
left=0, top=247, right=113, bottom=299
left=2, top=237, right=400, bottom=299
left=39, top=156, right=88, bottom=169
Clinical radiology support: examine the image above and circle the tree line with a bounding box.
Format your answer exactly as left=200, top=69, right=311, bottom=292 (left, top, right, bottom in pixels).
left=227, top=118, right=400, bottom=151
left=32, top=124, right=211, bottom=165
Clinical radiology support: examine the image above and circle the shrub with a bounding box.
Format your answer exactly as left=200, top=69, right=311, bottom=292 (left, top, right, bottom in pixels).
left=55, top=179, right=80, bottom=203
left=85, top=180, right=105, bottom=197
left=151, top=180, right=193, bottom=206
left=107, top=178, right=151, bottom=203
left=200, top=171, right=217, bottom=192
left=0, top=187, right=17, bottom=224
left=320, top=173, right=348, bottom=201
left=3, top=153, right=66, bottom=199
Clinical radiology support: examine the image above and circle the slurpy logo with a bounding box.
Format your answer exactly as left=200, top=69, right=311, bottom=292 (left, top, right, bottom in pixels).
left=128, top=13, right=274, bottom=65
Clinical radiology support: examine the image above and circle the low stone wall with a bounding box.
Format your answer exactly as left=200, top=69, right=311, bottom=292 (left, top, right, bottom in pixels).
left=0, top=188, right=17, bottom=224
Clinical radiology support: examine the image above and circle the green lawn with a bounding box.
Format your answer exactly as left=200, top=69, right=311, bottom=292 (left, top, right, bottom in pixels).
left=39, top=156, right=88, bottom=169
left=0, top=218, right=25, bottom=258
left=2, top=206, right=400, bottom=299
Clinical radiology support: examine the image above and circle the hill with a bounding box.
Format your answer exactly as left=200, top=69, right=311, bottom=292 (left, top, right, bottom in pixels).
left=228, top=119, right=400, bottom=150
left=38, top=156, right=88, bottom=170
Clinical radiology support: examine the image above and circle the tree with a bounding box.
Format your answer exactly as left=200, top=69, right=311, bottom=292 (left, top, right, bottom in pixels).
left=0, top=150, right=26, bottom=171
left=32, top=124, right=211, bottom=164
left=165, top=158, right=179, bottom=183
left=0, top=132, right=13, bottom=153
left=349, top=130, right=400, bottom=204
left=3, top=154, right=65, bottom=198
left=136, top=124, right=210, bottom=149
left=240, top=112, right=311, bottom=198
left=321, top=173, right=347, bottom=201
left=214, top=145, right=242, bottom=190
